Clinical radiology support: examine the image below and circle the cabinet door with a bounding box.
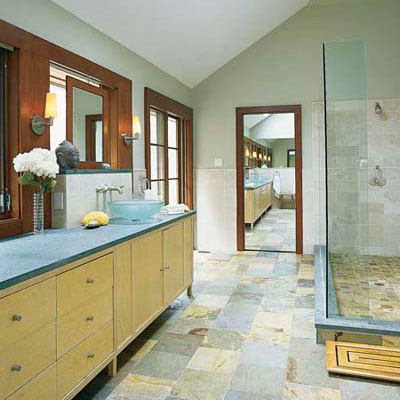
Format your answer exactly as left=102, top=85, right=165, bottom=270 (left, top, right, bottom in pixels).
left=183, top=218, right=194, bottom=287
left=114, top=242, right=132, bottom=350
left=163, top=223, right=184, bottom=305
left=132, top=231, right=164, bottom=333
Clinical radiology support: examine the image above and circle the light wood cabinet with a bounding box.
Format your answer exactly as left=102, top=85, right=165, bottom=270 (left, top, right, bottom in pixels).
left=7, top=364, right=56, bottom=400
left=57, top=289, right=113, bottom=357
left=163, top=223, right=184, bottom=305
left=57, top=254, right=113, bottom=316
left=183, top=217, right=194, bottom=288
left=0, top=322, right=56, bottom=399
left=0, top=215, right=194, bottom=400
left=132, top=230, right=164, bottom=334
left=245, top=183, right=272, bottom=228
left=114, top=242, right=132, bottom=351
left=0, top=278, right=56, bottom=352
left=57, top=321, right=113, bottom=399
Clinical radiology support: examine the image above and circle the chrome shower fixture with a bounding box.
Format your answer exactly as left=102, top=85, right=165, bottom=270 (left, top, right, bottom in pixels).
left=375, top=102, right=383, bottom=115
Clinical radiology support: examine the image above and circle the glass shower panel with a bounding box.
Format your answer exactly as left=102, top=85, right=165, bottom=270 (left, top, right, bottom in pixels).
left=323, top=40, right=369, bottom=320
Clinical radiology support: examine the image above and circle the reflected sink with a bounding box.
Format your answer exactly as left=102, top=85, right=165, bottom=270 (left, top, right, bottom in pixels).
left=109, top=200, right=163, bottom=221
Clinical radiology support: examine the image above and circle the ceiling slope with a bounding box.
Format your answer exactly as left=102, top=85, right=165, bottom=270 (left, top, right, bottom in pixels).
left=51, top=0, right=309, bottom=87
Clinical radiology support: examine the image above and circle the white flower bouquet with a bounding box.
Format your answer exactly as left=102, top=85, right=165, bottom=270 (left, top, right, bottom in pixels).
left=13, top=148, right=59, bottom=193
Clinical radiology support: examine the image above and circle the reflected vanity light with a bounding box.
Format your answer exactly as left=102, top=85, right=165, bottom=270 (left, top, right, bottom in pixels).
left=245, top=148, right=250, bottom=157
left=123, top=116, right=142, bottom=145
left=263, top=154, right=267, bottom=161
left=252, top=151, right=257, bottom=158
left=31, top=93, right=57, bottom=136
left=258, top=153, right=262, bottom=160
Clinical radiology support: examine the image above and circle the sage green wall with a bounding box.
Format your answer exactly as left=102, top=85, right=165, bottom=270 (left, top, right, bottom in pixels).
left=0, top=0, right=192, bottom=169
left=193, top=0, right=400, bottom=169
left=272, top=139, right=295, bottom=168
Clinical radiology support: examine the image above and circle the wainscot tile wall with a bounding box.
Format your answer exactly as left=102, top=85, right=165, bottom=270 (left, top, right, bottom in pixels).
left=52, top=170, right=146, bottom=229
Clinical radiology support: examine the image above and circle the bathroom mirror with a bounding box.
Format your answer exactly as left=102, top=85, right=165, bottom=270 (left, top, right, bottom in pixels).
left=66, top=76, right=109, bottom=168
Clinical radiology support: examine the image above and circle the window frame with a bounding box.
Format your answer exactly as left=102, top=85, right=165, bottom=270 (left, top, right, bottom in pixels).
left=145, top=88, right=193, bottom=208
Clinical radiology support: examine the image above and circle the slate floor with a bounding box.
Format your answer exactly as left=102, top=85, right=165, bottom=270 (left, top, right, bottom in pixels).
left=245, top=209, right=296, bottom=252
left=74, top=251, right=400, bottom=400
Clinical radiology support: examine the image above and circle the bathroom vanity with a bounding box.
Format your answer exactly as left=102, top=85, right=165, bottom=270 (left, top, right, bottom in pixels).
left=245, top=181, right=272, bottom=229
left=0, top=212, right=194, bottom=400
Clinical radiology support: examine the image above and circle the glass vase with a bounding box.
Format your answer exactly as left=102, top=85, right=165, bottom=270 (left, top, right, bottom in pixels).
left=33, top=192, right=44, bottom=234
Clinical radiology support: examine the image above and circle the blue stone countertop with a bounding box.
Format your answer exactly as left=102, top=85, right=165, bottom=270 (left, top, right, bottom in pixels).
left=0, top=211, right=195, bottom=291
left=244, top=178, right=272, bottom=190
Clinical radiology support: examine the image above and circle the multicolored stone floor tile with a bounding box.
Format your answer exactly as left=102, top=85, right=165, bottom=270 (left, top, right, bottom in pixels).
left=245, top=208, right=296, bottom=252
left=330, top=253, right=400, bottom=321
left=73, top=251, right=400, bottom=400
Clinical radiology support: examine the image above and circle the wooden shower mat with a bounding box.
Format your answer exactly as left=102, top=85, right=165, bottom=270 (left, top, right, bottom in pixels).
left=326, top=341, right=400, bottom=382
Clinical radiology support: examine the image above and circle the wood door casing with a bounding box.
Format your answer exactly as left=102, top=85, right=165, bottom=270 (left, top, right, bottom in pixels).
left=163, top=223, right=184, bottom=305
left=131, top=231, right=164, bottom=333
left=236, top=105, right=303, bottom=254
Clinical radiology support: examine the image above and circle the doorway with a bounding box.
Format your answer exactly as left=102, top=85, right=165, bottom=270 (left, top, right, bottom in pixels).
left=236, top=105, right=303, bottom=254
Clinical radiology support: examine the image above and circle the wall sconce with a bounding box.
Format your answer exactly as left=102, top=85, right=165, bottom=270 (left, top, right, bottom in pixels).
left=31, top=93, right=57, bottom=136
left=245, top=148, right=250, bottom=157
left=258, top=153, right=262, bottom=160
left=263, top=154, right=267, bottom=161
left=252, top=151, right=257, bottom=159
left=268, top=156, right=271, bottom=162
left=123, top=116, right=142, bottom=145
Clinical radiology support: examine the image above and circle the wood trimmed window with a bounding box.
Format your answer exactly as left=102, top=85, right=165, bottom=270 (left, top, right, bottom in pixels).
left=0, top=18, right=133, bottom=239
left=145, top=88, right=193, bottom=207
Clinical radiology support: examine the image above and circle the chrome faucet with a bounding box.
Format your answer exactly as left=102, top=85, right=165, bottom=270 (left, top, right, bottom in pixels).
left=96, top=184, right=125, bottom=195
left=137, top=176, right=150, bottom=199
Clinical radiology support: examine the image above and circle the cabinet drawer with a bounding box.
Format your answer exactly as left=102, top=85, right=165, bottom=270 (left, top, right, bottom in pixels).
left=57, top=321, right=113, bottom=399
left=0, top=322, right=56, bottom=399
left=0, top=278, right=56, bottom=352
left=7, top=364, right=56, bottom=400
left=57, top=254, right=113, bottom=316
left=57, top=288, right=113, bottom=357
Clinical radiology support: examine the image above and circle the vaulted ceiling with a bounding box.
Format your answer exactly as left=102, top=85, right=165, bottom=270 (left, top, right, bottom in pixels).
left=50, top=0, right=310, bottom=87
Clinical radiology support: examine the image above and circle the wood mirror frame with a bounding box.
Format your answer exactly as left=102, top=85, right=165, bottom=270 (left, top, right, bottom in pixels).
left=66, top=76, right=110, bottom=169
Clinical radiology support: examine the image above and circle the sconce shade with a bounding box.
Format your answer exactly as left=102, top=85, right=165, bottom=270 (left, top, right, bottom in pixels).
left=252, top=151, right=257, bottom=158
left=44, top=93, right=57, bottom=119
left=258, top=153, right=262, bottom=160
left=245, top=148, right=250, bottom=157
left=263, top=155, right=267, bottom=160
left=132, top=116, right=142, bottom=135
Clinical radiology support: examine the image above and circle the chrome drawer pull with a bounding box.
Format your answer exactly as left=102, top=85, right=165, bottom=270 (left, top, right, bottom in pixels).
left=164, top=266, right=170, bottom=270
left=12, top=314, right=22, bottom=322
left=11, top=364, right=22, bottom=372
left=86, top=278, right=95, bottom=284
left=87, top=352, right=95, bottom=358
left=86, top=315, right=95, bottom=322
left=160, top=266, right=164, bottom=271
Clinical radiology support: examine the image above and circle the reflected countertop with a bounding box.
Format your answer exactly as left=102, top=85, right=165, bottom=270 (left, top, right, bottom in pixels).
left=245, top=179, right=272, bottom=190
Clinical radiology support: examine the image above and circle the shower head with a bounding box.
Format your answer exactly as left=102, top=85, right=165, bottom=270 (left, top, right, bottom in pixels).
left=375, top=102, right=383, bottom=115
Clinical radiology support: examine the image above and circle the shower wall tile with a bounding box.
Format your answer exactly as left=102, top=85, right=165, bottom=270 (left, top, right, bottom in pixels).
left=313, top=98, right=400, bottom=256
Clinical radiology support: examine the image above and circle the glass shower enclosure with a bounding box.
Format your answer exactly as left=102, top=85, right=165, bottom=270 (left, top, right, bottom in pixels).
left=320, top=39, right=400, bottom=332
